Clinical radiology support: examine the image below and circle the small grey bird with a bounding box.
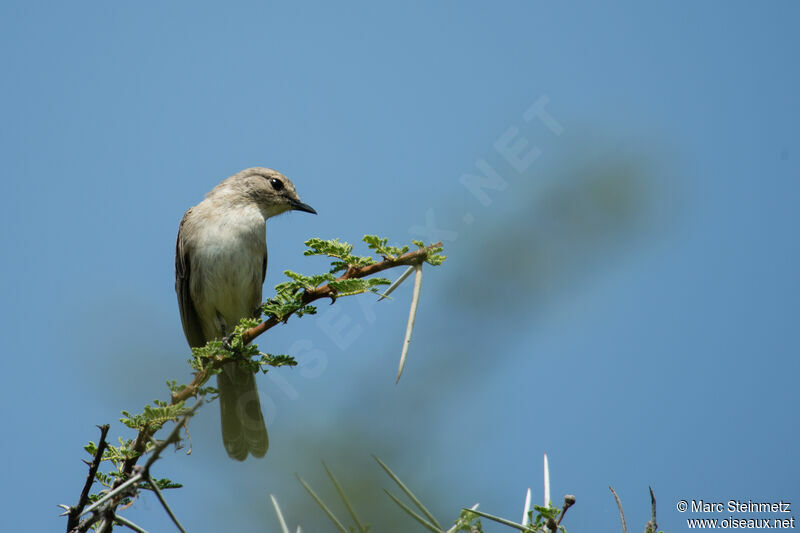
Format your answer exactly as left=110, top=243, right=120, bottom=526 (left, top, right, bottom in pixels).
left=175, top=167, right=316, bottom=460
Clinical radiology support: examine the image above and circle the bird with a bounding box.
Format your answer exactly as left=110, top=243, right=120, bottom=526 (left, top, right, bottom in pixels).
left=175, top=167, right=316, bottom=460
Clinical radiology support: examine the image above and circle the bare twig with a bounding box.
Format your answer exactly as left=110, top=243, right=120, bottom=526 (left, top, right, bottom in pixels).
left=66, top=424, right=110, bottom=530
left=610, top=486, right=628, bottom=533
left=557, top=494, right=576, bottom=525
left=71, top=399, right=203, bottom=533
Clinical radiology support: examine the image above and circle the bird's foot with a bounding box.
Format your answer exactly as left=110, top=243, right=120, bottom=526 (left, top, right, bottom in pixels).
left=221, top=334, right=234, bottom=352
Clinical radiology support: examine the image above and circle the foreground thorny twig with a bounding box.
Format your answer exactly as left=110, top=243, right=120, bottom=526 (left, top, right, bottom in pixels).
left=65, top=425, right=110, bottom=530
left=65, top=399, right=203, bottom=533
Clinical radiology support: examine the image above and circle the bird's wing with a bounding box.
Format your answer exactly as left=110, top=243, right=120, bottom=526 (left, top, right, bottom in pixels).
left=254, top=247, right=267, bottom=317
left=175, top=210, right=206, bottom=348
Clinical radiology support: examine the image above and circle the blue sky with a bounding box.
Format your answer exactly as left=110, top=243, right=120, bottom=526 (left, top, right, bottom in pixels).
left=2, top=2, right=798, bottom=532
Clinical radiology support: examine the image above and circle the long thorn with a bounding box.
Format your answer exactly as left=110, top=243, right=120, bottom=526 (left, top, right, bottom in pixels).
left=522, top=488, right=532, bottom=525
left=114, top=514, right=150, bottom=533
left=146, top=475, right=187, bottom=533
left=322, top=461, right=367, bottom=533
left=270, top=494, right=291, bottom=533
left=378, top=266, right=415, bottom=301
left=446, top=503, right=479, bottom=533
left=80, top=473, right=143, bottom=517
left=466, top=509, right=527, bottom=531
left=373, top=455, right=442, bottom=529
left=297, top=475, right=349, bottom=533
left=383, top=489, right=442, bottom=533
left=396, top=264, right=422, bottom=383
left=543, top=453, right=550, bottom=507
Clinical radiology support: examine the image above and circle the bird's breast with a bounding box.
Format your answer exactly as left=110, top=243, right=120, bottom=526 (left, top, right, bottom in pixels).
left=189, top=204, right=266, bottom=338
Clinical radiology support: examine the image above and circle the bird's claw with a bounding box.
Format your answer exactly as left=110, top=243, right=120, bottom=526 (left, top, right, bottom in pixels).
left=221, top=334, right=234, bottom=352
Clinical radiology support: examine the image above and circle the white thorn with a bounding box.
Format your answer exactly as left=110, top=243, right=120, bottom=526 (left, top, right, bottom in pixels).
left=446, top=502, right=480, bottom=533
left=522, top=487, right=532, bottom=525
left=396, top=264, right=423, bottom=383
left=270, top=494, right=291, bottom=533
left=378, top=265, right=415, bottom=301
left=543, top=453, right=551, bottom=507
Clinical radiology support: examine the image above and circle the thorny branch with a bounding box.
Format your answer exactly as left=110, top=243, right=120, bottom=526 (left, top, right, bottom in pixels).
left=170, top=241, right=442, bottom=406
left=66, top=425, right=110, bottom=530
left=68, top=399, right=203, bottom=533
left=74, top=242, right=441, bottom=531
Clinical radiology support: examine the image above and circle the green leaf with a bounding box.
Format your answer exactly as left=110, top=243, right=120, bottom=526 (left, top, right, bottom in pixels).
left=304, top=238, right=375, bottom=272
left=120, top=401, right=189, bottom=432
left=363, top=234, right=409, bottom=259
left=256, top=353, right=297, bottom=373
left=329, top=277, right=390, bottom=296
left=304, top=237, right=355, bottom=259
left=453, top=509, right=483, bottom=532
left=140, top=477, right=183, bottom=490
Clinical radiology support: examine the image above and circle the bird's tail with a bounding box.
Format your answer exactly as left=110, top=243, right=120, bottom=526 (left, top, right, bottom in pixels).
left=217, top=363, right=269, bottom=461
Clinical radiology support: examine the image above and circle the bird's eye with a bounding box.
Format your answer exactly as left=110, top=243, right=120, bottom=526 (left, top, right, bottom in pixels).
left=269, top=177, right=284, bottom=191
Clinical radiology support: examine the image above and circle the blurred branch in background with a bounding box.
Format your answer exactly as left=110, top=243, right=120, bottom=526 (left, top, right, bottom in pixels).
left=287, top=456, right=576, bottom=533
left=448, top=154, right=653, bottom=316
left=273, top=144, right=664, bottom=530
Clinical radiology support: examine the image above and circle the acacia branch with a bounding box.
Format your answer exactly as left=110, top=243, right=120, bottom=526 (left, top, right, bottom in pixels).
left=113, top=242, right=441, bottom=501
left=72, top=400, right=203, bottom=533
left=170, top=242, right=442, bottom=404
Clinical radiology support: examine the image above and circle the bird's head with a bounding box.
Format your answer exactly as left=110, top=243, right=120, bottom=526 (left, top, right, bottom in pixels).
left=221, top=167, right=317, bottom=219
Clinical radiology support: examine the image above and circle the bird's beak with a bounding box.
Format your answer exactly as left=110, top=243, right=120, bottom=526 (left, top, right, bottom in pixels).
left=289, top=198, right=317, bottom=214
